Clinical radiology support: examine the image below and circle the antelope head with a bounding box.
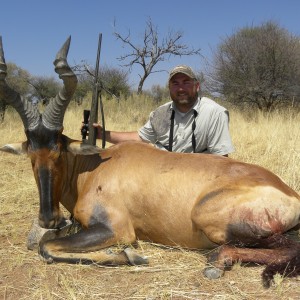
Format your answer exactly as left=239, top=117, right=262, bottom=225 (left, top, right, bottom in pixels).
left=0, top=36, right=78, bottom=229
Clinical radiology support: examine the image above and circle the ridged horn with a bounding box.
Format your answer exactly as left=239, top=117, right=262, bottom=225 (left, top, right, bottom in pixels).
left=42, top=36, right=78, bottom=130
left=0, top=36, right=7, bottom=79
left=0, top=36, right=40, bottom=130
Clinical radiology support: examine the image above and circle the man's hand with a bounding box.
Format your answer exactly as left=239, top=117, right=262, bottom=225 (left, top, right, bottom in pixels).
left=81, top=122, right=142, bottom=144
left=93, top=123, right=104, bottom=139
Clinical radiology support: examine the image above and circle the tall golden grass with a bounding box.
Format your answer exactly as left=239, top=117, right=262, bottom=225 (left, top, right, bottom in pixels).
left=0, top=95, right=299, bottom=299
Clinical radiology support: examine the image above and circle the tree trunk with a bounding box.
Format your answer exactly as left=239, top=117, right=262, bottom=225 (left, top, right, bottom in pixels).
left=137, top=80, right=144, bottom=94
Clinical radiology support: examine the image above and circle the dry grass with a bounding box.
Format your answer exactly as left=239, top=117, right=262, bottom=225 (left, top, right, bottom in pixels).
left=0, top=96, right=300, bottom=299
left=229, top=108, right=300, bottom=192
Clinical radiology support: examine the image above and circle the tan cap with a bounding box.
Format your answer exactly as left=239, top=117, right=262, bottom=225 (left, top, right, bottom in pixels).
left=169, top=65, right=196, bottom=81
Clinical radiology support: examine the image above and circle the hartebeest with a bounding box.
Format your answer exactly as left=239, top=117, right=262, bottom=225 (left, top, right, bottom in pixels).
left=1, top=36, right=300, bottom=287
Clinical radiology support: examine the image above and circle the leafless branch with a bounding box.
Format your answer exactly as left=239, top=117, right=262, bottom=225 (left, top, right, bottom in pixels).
left=114, top=17, right=201, bottom=93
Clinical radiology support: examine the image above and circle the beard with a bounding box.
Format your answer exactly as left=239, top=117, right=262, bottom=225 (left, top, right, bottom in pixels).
left=171, top=93, right=198, bottom=106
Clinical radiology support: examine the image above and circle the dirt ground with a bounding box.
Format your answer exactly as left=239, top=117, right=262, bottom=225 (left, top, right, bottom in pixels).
left=1, top=149, right=300, bottom=300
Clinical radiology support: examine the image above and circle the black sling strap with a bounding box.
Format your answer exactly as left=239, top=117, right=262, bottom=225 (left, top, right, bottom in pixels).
left=168, top=109, right=175, bottom=152
left=191, top=110, right=198, bottom=153
left=168, top=109, right=198, bottom=153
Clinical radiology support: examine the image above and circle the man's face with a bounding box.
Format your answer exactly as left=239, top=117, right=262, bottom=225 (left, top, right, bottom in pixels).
left=169, top=73, right=200, bottom=112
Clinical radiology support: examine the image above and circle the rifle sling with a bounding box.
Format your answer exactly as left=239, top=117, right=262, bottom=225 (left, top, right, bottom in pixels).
left=168, top=109, right=198, bottom=153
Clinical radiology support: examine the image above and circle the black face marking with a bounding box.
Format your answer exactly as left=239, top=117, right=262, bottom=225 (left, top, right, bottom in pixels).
left=37, top=164, right=65, bottom=229
left=38, top=166, right=53, bottom=217
left=26, top=122, right=60, bottom=151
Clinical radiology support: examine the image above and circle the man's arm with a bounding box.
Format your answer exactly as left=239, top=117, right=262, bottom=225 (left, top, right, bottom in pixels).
left=93, top=123, right=142, bottom=144
left=207, top=111, right=235, bottom=156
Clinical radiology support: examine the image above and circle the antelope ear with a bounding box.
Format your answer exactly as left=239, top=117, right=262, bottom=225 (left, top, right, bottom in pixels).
left=65, top=139, right=102, bottom=155
left=0, top=142, right=27, bottom=155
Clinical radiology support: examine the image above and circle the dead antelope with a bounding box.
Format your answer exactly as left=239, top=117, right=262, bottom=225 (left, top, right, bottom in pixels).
left=1, top=36, right=300, bottom=288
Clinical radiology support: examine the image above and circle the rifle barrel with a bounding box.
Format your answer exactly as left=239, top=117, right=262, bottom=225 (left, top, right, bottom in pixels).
left=88, top=33, right=102, bottom=146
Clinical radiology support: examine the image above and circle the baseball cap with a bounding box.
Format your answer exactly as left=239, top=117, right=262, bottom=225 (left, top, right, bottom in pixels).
left=169, top=65, right=196, bottom=82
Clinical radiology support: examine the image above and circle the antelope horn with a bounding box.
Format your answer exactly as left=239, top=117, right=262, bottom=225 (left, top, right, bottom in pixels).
left=0, top=36, right=7, bottom=80
left=42, top=36, right=78, bottom=130
left=0, top=36, right=40, bottom=130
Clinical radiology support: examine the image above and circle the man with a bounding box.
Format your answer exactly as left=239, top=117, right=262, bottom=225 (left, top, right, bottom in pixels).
left=93, top=65, right=234, bottom=156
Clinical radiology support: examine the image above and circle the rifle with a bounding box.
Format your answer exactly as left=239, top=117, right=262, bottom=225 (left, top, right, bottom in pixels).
left=81, top=109, right=90, bottom=141
left=81, top=33, right=106, bottom=148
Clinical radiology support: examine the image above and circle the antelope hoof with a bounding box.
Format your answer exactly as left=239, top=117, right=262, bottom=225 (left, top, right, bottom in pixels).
left=41, top=255, right=54, bottom=264
left=124, top=247, right=149, bottom=265
left=203, top=266, right=225, bottom=279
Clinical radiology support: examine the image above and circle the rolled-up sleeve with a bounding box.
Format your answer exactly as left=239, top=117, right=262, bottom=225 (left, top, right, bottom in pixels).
left=138, top=112, right=157, bottom=143
left=207, top=111, right=235, bottom=155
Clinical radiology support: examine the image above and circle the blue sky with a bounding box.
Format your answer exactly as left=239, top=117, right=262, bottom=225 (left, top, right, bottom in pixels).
left=1, top=0, right=300, bottom=90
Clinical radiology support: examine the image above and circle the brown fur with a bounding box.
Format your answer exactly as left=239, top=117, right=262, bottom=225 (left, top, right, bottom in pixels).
left=2, top=134, right=300, bottom=287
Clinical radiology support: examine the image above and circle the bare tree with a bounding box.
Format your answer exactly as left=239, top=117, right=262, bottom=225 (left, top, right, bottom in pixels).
left=114, top=18, right=201, bottom=94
